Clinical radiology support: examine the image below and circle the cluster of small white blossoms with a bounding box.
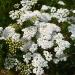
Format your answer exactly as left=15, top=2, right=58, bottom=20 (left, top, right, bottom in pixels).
left=9, top=0, right=38, bottom=24
left=0, top=26, right=20, bottom=41
left=58, top=1, right=65, bottom=5
left=23, top=52, right=32, bottom=63
left=0, top=0, right=72, bottom=75
left=43, top=51, right=52, bottom=61
left=53, top=33, right=70, bottom=63
left=20, top=0, right=38, bottom=9
left=32, top=53, right=48, bottom=75
left=68, top=24, right=75, bottom=40
left=50, top=7, right=69, bottom=23
left=22, top=26, right=37, bottom=40
left=4, top=54, right=19, bottom=70
left=18, top=5, right=70, bottom=75
left=9, top=1, right=69, bottom=25
left=36, top=22, right=61, bottom=49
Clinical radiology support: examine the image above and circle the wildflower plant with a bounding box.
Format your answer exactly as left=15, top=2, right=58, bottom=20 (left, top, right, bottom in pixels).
left=0, top=0, right=75, bottom=75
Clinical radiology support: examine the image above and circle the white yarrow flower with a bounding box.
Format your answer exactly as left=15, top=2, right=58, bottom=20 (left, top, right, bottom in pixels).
left=41, top=5, right=50, bottom=11
left=22, top=26, right=37, bottom=40
left=68, top=24, right=75, bottom=40
left=58, top=1, right=65, bottom=5
left=29, top=42, right=37, bottom=53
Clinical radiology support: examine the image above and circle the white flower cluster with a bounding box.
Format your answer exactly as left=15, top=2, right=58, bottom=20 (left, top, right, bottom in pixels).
left=51, top=8, right=69, bottom=23
left=23, top=52, right=48, bottom=75
left=20, top=25, right=70, bottom=74
left=58, top=1, right=65, bottom=5
left=41, top=5, right=50, bottom=11
left=2, top=0, right=72, bottom=75
left=20, top=40, right=32, bottom=52
left=4, top=55, right=19, bottom=70
left=22, top=26, right=37, bottom=40
left=68, top=24, right=75, bottom=40
left=9, top=2, right=69, bottom=25
left=23, top=52, right=32, bottom=63
left=37, top=22, right=61, bottom=49
left=33, top=67, right=44, bottom=75
left=29, top=42, right=37, bottom=53
left=9, top=10, right=20, bottom=20
left=9, top=0, right=38, bottom=24
left=53, top=33, right=70, bottom=63
left=32, top=53, right=48, bottom=68
left=72, top=10, right=75, bottom=13
left=43, top=51, right=52, bottom=61
left=21, top=0, right=38, bottom=9
left=0, top=26, right=20, bottom=41
left=32, top=53, right=48, bottom=75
